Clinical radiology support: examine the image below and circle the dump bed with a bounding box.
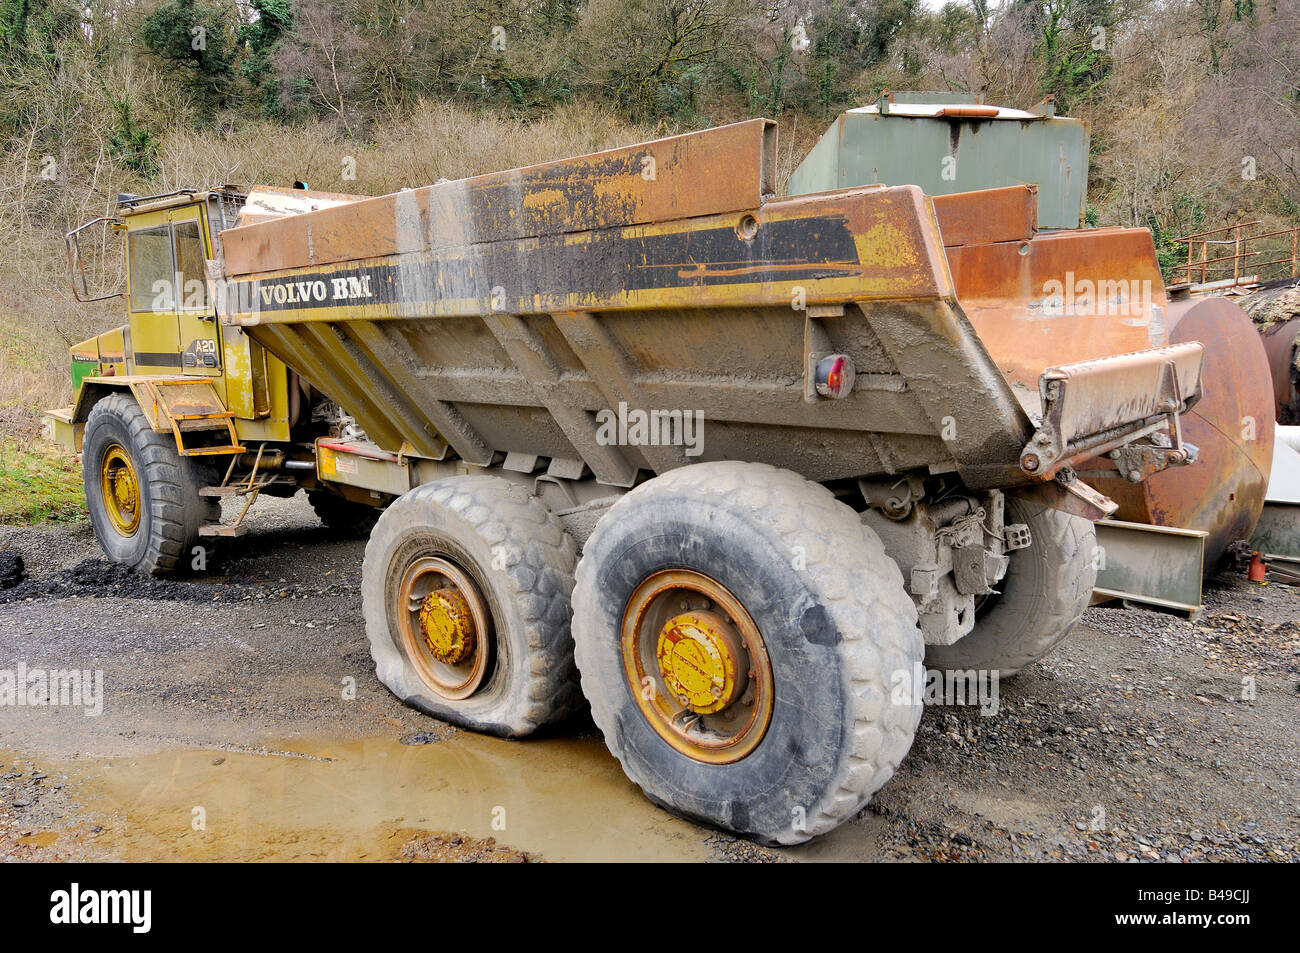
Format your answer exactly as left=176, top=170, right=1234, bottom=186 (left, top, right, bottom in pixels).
left=217, top=120, right=1202, bottom=511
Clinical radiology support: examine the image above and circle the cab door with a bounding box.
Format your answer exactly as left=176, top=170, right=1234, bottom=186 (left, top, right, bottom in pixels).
left=169, top=206, right=221, bottom=377
left=125, top=211, right=181, bottom=374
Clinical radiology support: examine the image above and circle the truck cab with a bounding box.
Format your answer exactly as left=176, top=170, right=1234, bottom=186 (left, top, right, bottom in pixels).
left=48, top=186, right=377, bottom=573
left=53, top=187, right=293, bottom=450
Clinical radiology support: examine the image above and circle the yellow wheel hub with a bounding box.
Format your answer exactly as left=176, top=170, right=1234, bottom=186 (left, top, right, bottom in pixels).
left=621, top=569, right=773, bottom=765
left=417, top=586, right=477, bottom=664
left=100, top=444, right=141, bottom=536
left=656, top=610, right=747, bottom=714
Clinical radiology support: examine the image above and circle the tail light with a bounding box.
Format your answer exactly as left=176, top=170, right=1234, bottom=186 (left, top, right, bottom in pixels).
left=815, top=354, right=855, bottom=399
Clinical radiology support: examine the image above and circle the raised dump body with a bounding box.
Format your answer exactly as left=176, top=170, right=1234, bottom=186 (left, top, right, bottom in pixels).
left=184, top=120, right=1204, bottom=844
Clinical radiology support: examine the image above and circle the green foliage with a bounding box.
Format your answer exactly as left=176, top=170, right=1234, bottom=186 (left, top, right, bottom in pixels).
left=801, top=0, right=923, bottom=119
left=1148, top=198, right=1208, bottom=280
left=0, top=0, right=78, bottom=63
left=0, top=0, right=82, bottom=134
left=140, top=0, right=235, bottom=111
left=104, top=87, right=159, bottom=176
left=237, top=0, right=292, bottom=117
left=1032, top=0, right=1112, bottom=112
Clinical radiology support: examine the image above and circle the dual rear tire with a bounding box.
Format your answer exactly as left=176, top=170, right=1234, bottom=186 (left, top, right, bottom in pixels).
left=363, top=462, right=925, bottom=844
left=361, top=463, right=1095, bottom=844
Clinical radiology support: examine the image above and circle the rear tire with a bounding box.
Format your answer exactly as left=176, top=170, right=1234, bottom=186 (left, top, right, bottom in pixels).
left=82, top=392, right=210, bottom=575
left=925, top=495, right=1097, bottom=676
left=572, top=462, right=924, bottom=845
left=308, top=488, right=380, bottom=535
left=362, top=476, right=581, bottom=737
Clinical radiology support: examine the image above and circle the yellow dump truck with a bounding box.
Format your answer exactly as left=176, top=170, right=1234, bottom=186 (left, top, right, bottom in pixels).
left=50, top=119, right=1205, bottom=843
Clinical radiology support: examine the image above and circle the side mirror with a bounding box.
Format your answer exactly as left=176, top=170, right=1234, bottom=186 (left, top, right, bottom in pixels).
left=65, top=217, right=125, bottom=302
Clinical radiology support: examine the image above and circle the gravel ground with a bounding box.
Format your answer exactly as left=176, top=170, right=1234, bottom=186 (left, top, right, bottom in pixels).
left=1, top=495, right=1297, bottom=862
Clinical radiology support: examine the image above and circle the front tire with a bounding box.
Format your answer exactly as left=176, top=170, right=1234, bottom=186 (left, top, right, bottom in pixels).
left=82, top=393, right=210, bottom=575
left=572, top=462, right=924, bottom=845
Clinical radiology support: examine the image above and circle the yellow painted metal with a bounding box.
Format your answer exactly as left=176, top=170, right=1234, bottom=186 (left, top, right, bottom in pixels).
left=230, top=351, right=290, bottom=443
left=119, top=199, right=289, bottom=438
left=398, top=556, right=493, bottom=701
left=42, top=408, right=78, bottom=450
left=146, top=379, right=244, bottom=456
left=221, top=324, right=268, bottom=419
left=96, top=326, right=127, bottom=376
left=418, top=587, right=477, bottom=664
left=71, top=378, right=164, bottom=430
left=125, top=205, right=182, bottom=375
left=69, top=377, right=245, bottom=456
left=623, top=570, right=774, bottom=765
left=100, top=443, right=141, bottom=536
left=655, top=610, right=746, bottom=714
left=169, top=205, right=222, bottom=380
left=316, top=439, right=413, bottom=495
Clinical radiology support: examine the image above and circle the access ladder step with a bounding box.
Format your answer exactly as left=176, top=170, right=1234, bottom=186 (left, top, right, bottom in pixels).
left=199, top=486, right=244, bottom=498
left=198, top=522, right=250, bottom=538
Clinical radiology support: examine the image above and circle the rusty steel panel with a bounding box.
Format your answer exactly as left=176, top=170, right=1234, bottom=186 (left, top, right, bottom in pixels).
left=225, top=184, right=953, bottom=324
left=1258, top=316, right=1300, bottom=422
left=222, top=119, right=778, bottom=277
left=1092, top=296, right=1273, bottom=568
left=931, top=186, right=1037, bottom=247
left=946, top=226, right=1171, bottom=412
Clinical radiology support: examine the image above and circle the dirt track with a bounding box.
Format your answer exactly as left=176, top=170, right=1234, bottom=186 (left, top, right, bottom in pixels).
left=1, top=496, right=1297, bottom=862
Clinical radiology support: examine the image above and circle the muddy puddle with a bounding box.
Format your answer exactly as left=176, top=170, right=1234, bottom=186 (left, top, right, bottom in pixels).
left=16, top=733, right=714, bottom=862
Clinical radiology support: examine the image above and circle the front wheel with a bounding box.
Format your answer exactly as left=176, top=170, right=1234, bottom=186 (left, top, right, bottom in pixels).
left=81, top=393, right=212, bottom=575
left=572, top=462, right=924, bottom=845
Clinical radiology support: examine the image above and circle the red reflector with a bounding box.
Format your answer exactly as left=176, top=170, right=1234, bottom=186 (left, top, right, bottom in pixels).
left=827, top=358, right=844, bottom=392
left=815, top=354, right=855, bottom=398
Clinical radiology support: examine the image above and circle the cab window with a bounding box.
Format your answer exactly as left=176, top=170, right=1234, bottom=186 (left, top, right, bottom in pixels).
left=173, top=220, right=209, bottom=309
left=128, top=225, right=174, bottom=313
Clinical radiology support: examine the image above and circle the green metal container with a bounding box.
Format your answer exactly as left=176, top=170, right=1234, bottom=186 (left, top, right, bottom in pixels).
left=786, top=93, right=1090, bottom=230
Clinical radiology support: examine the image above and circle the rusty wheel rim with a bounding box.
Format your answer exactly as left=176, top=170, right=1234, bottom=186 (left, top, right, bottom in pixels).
left=621, top=570, right=774, bottom=764
left=398, top=556, right=492, bottom=701
left=99, top=443, right=141, bottom=537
